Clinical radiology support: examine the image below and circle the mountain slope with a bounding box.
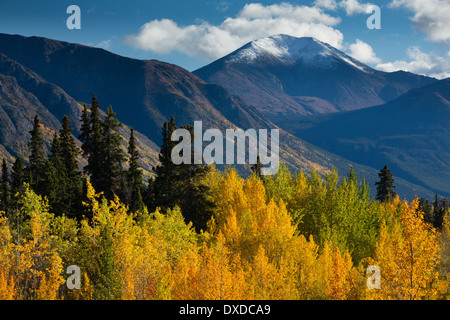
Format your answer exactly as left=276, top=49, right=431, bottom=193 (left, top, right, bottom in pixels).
left=194, top=34, right=436, bottom=121
left=279, top=78, right=450, bottom=197
left=0, top=33, right=437, bottom=199
left=0, top=52, right=159, bottom=179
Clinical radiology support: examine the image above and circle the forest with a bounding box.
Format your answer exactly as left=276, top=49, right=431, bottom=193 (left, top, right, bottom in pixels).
left=0, top=94, right=449, bottom=300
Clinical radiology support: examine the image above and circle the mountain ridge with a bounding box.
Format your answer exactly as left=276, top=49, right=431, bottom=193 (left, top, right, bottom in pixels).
left=194, top=34, right=437, bottom=119
left=280, top=78, right=450, bottom=197
left=0, top=32, right=439, bottom=199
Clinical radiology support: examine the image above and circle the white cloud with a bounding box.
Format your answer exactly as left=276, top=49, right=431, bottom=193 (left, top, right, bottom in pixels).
left=314, top=0, right=338, bottom=10
left=339, top=0, right=373, bottom=15
left=124, top=3, right=344, bottom=60
left=389, top=0, right=450, bottom=44
left=376, top=47, right=450, bottom=79
left=96, top=39, right=112, bottom=50
left=348, top=39, right=381, bottom=64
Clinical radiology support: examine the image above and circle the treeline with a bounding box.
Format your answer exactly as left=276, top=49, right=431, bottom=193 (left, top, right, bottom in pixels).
left=0, top=95, right=449, bottom=300
left=0, top=95, right=214, bottom=231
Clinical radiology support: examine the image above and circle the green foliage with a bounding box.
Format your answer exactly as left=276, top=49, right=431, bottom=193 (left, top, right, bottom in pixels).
left=148, top=116, right=215, bottom=232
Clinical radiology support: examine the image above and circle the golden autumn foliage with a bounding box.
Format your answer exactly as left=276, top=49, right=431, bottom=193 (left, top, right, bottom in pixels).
left=366, top=198, right=440, bottom=300
left=0, top=170, right=447, bottom=301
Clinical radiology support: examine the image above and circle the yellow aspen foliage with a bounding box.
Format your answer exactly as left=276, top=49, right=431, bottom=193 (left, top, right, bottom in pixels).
left=73, top=272, right=94, bottom=300
left=171, top=248, right=200, bottom=300
left=367, top=198, right=440, bottom=300
left=211, top=169, right=247, bottom=229
left=282, top=235, right=320, bottom=299
left=172, top=233, right=247, bottom=300
left=0, top=215, right=15, bottom=300
left=318, top=242, right=357, bottom=300
left=248, top=245, right=280, bottom=300
left=14, top=187, right=65, bottom=300
left=436, top=214, right=450, bottom=299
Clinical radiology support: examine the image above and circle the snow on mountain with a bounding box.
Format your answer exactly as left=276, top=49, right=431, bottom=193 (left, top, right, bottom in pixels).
left=228, top=34, right=371, bottom=73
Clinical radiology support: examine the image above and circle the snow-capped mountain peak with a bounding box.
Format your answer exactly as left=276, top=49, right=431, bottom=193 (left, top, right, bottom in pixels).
left=228, top=34, right=371, bottom=73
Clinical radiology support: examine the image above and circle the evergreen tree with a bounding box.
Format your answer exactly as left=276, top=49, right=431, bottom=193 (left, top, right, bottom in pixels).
left=151, top=116, right=178, bottom=210
left=47, top=132, right=67, bottom=214
left=11, top=157, right=27, bottom=200
left=127, top=128, right=144, bottom=212
left=0, top=158, right=10, bottom=216
left=375, top=164, right=396, bottom=202
left=80, top=95, right=104, bottom=195
left=59, top=116, right=83, bottom=217
left=79, top=104, right=91, bottom=150
left=251, top=155, right=264, bottom=181
left=419, top=197, right=433, bottom=224
left=28, top=115, right=48, bottom=193
left=150, top=116, right=214, bottom=232
left=101, top=106, right=127, bottom=200
left=433, top=194, right=444, bottom=229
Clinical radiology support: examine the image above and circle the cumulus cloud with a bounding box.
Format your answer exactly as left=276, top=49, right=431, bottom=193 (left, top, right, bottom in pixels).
left=124, top=2, right=344, bottom=60
left=348, top=39, right=381, bottom=64
left=314, top=0, right=338, bottom=10
left=339, top=0, right=373, bottom=15
left=376, top=47, right=450, bottom=79
left=389, top=0, right=450, bottom=44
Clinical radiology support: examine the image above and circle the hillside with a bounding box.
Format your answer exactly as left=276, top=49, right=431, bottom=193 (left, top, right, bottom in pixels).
left=279, top=79, right=450, bottom=197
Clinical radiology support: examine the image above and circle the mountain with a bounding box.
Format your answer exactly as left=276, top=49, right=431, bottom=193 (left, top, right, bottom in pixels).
left=194, top=34, right=436, bottom=122
left=278, top=78, right=450, bottom=197
left=0, top=50, right=159, bottom=179
left=0, top=33, right=438, bottom=199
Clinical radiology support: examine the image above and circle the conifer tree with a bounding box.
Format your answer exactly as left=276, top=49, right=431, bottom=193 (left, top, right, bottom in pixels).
left=101, top=106, right=126, bottom=200
left=419, top=197, right=433, bottom=224
left=46, top=132, right=67, bottom=214
left=433, top=194, right=444, bottom=229
left=150, top=116, right=214, bottom=232
left=375, top=164, right=396, bottom=202
left=151, top=116, right=178, bottom=211
left=127, top=128, right=144, bottom=212
left=80, top=95, right=104, bottom=195
left=11, top=157, right=27, bottom=200
left=0, top=158, right=10, bottom=216
left=59, top=116, right=83, bottom=217
left=28, top=115, right=48, bottom=193
left=250, top=155, right=264, bottom=181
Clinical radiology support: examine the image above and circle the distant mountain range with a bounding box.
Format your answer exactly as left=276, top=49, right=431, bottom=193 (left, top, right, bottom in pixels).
left=0, top=33, right=445, bottom=199
left=194, top=34, right=436, bottom=122
left=278, top=79, right=450, bottom=197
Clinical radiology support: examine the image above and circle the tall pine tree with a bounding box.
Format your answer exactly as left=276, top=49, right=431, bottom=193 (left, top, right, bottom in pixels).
left=127, top=128, right=144, bottom=213
left=0, top=158, right=10, bottom=216
left=375, top=164, right=396, bottom=202
left=28, top=115, right=48, bottom=193
left=149, top=116, right=214, bottom=232
left=101, top=106, right=127, bottom=200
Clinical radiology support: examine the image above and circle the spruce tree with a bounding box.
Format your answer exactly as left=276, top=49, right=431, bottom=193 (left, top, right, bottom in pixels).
left=47, top=132, right=67, bottom=214
left=0, top=158, right=10, bottom=216
left=60, top=116, right=83, bottom=217
left=101, top=106, right=126, bottom=200
left=251, top=155, right=264, bottom=181
left=375, top=164, right=396, bottom=202
left=127, top=128, right=144, bottom=213
left=80, top=95, right=104, bottom=194
left=433, top=194, right=444, bottom=229
left=151, top=116, right=214, bottom=232
left=419, top=197, right=433, bottom=224
left=151, top=116, right=178, bottom=211
left=11, top=157, right=27, bottom=200
left=28, top=115, right=48, bottom=193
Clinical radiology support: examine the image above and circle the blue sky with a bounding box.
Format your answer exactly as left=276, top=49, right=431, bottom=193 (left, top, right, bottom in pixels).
left=0, top=0, right=449, bottom=77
